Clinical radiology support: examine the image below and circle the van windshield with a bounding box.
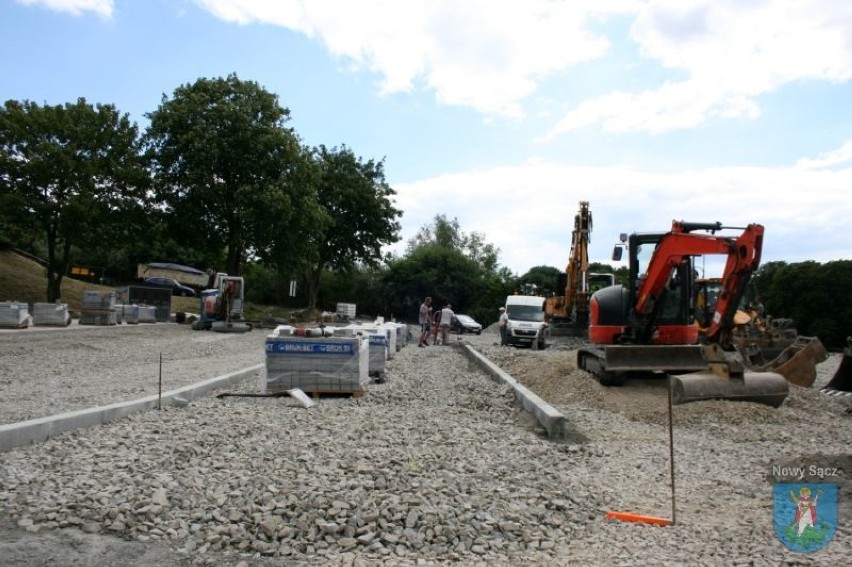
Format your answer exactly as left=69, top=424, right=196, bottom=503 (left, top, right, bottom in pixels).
left=506, top=305, right=544, bottom=322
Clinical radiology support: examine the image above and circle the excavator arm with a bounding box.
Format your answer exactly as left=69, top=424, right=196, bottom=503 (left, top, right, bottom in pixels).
left=633, top=222, right=764, bottom=346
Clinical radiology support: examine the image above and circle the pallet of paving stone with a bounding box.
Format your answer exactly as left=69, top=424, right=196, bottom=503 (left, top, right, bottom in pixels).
left=79, top=290, right=118, bottom=325
left=264, top=332, right=369, bottom=395
left=82, top=290, right=116, bottom=310
left=137, top=305, right=158, bottom=323
left=31, top=302, right=71, bottom=327
left=116, top=304, right=139, bottom=324
left=0, top=301, right=29, bottom=329
left=366, top=332, right=388, bottom=377
left=79, top=310, right=118, bottom=326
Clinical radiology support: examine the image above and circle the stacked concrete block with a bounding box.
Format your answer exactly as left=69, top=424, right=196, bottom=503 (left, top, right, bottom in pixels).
left=332, top=326, right=355, bottom=337
left=79, top=291, right=117, bottom=325
left=366, top=332, right=389, bottom=377
left=264, top=330, right=369, bottom=395
left=353, top=324, right=395, bottom=360
left=0, top=301, right=29, bottom=329
left=336, top=302, right=356, bottom=320
left=380, top=324, right=398, bottom=357
left=387, top=323, right=407, bottom=351
left=32, top=302, right=71, bottom=327
left=137, top=305, right=158, bottom=323
left=115, top=304, right=139, bottom=324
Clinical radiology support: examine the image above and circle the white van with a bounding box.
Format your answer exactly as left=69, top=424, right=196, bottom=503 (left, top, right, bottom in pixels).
left=505, top=295, right=549, bottom=349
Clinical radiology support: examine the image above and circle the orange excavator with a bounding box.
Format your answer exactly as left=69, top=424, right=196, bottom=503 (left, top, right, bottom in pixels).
left=576, top=220, right=814, bottom=407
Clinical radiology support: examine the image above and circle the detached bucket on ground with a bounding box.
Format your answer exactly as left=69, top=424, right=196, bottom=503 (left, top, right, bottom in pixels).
left=749, top=336, right=827, bottom=387
left=824, top=337, right=852, bottom=393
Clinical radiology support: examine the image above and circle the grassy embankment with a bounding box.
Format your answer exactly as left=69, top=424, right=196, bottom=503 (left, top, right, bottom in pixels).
left=0, top=249, right=293, bottom=320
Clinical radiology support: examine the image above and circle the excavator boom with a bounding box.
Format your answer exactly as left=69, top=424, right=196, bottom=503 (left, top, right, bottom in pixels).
left=546, top=201, right=613, bottom=335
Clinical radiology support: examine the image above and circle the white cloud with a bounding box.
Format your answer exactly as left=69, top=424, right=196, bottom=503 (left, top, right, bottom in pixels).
left=195, top=1, right=852, bottom=134
left=796, top=140, right=852, bottom=170
left=389, top=152, right=852, bottom=274
left=193, top=0, right=635, bottom=118
left=16, top=0, right=113, bottom=17
left=547, top=0, right=852, bottom=136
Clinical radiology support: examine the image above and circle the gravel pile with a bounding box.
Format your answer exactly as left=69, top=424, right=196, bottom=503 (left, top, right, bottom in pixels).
left=0, top=323, right=850, bottom=566
left=0, top=323, right=267, bottom=425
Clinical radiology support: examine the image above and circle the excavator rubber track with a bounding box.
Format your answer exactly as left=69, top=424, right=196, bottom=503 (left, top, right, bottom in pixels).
left=577, top=344, right=790, bottom=407
left=211, top=320, right=252, bottom=333
left=823, top=337, right=852, bottom=393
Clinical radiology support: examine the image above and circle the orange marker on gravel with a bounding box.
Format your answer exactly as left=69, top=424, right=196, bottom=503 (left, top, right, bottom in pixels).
left=605, top=511, right=672, bottom=526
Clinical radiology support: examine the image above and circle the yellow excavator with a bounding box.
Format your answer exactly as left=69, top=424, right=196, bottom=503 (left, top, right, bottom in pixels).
left=693, top=278, right=827, bottom=387
left=546, top=201, right=615, bottom=335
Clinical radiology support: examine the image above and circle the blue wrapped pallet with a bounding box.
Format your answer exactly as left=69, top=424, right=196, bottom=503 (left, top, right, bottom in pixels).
left=367, top=332, right=388, bottom=377
left=264, top=330, right=369, bottom=395
left=352, top=324, right=395, bottom=360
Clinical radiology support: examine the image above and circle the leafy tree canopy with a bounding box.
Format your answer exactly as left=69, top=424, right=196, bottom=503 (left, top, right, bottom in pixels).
left=144, top=73, right=301, bottom=276
left=0, top=97, right=146, bottom=300
left=295, top=144, right=402, bottom=309
left=406, top=214, right=501, bottom=275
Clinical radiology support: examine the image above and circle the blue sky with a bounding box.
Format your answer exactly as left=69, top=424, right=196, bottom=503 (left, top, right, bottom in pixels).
left=3, top=0, right=852, bottom=276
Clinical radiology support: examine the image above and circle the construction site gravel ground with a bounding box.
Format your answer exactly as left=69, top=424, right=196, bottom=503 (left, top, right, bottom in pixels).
left=0, top=321, right=850, bottom=566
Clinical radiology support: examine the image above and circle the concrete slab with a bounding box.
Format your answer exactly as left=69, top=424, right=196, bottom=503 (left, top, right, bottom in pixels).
left=458, top=344, right=587, bottom=444
left=0, top=364, right=263, bottom=453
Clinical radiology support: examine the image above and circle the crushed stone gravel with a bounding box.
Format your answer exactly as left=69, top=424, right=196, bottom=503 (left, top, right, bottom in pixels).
left=0, top=322, right=850, bottom=566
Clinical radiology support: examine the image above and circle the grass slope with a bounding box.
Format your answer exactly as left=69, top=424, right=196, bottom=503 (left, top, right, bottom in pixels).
left=0, top=250, right=203, bottom=314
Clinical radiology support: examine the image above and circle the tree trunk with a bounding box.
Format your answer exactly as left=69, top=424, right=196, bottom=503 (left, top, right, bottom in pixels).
left=45, top=224, right=62, bottom=302
left=226, top=246, right=242, bottom=277
left=304, top=267, right=322, bottom=310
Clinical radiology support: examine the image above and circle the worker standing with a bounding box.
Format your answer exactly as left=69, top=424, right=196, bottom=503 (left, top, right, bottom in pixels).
left=418, top=297, right=433, bottom=347
left=432, top=309, right=442, bottom=345
left=498, top=306, right=509, bottom=346
left=440, top=303, right=455, bottom=345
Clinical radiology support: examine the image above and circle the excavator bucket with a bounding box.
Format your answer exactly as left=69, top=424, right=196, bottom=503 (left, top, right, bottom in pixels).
left=671, top=371, right=789, bottom=408
left=824, top=337, right=852, bottom=393
left=748, top=336, right=827, bottom=387
left=667, top=343, right=790, bottom=407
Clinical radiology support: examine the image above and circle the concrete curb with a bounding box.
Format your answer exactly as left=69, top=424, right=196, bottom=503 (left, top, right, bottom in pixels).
left=0, top=363, right=264, bottom=453
left=458, top=344, right=587, bottom=444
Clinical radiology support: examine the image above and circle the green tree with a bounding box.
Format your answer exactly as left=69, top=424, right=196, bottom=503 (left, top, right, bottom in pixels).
left=753, top=259, right=852, bottom=349
left=407, top=214, right=501, bottom=273
left=385, top=215, right=514, bottom=324
left=520, top=265, right=561, bottom=295
left=0, top=98, right=146, bottom=301
left=145, top=74, right=301, bottom=276
left=296, top=145, right=401, bottom=309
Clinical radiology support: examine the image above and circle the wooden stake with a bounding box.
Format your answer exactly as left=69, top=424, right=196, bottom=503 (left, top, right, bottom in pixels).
left=158, top=352, right=163, bottom=411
